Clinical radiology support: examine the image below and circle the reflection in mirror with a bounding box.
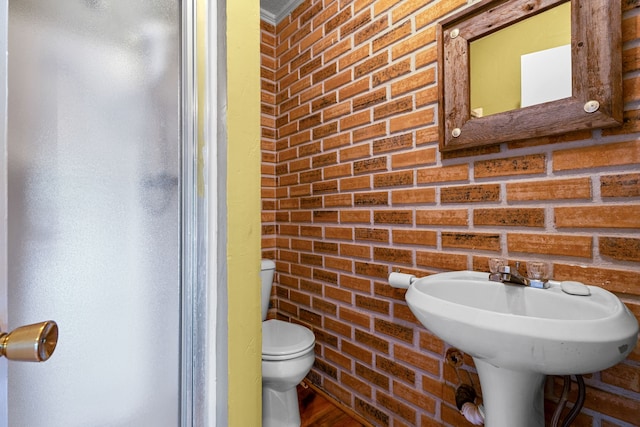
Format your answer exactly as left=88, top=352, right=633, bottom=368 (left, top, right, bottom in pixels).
left=470, top=2, right=571, bottom=117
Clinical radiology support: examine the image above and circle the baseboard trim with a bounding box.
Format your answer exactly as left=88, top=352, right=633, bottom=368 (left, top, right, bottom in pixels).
left=302, top=379, right=374, bottom=427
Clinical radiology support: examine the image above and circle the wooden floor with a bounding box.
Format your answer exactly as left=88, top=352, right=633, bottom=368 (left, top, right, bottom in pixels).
left=298, top=383, right=367, bottom=427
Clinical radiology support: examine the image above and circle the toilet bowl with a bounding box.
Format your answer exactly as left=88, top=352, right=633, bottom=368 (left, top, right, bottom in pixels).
left=261, top=259, right=316, bottom=427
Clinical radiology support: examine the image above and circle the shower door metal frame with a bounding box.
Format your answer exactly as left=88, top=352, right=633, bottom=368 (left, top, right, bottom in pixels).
left=181, top=0, right=226, bottom=426
left=0, top=0, right=8, bottom=423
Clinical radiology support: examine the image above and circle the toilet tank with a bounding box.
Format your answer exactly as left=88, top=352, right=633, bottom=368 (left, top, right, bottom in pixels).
left=260, top=259, right=276, bottom=321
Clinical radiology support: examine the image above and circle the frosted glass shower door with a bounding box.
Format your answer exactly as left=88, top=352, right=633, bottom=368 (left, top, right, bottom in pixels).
left=4, top=1, right=181, bottom=425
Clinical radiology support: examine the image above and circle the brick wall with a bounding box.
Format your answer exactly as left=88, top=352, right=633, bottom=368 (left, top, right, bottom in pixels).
left=261, top=0, right=640, bottom=425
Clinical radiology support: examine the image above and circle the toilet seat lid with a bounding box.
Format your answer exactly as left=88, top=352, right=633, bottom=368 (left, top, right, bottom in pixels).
left=262, top=319, right=315, bottom=358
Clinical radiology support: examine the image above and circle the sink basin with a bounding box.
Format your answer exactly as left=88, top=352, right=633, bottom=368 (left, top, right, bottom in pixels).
left=406, top=270, right=638, bottom=375
left=404, top=270, right=638, bottom=427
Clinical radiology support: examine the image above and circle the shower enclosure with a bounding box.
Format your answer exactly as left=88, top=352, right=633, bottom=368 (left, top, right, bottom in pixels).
left=0, top=0, right=217, bottom=425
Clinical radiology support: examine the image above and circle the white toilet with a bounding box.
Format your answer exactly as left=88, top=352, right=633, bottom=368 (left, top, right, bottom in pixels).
left=261, top=259, right=316, bottom=427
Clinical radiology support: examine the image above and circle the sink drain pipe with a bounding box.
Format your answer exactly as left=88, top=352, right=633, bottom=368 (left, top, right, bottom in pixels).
left=551, top=375, right=586, bottom=427
left=455, top=383, right=485, bottom=425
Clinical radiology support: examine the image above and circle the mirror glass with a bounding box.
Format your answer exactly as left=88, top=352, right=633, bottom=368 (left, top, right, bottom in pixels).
left=469, top=2, right=571, bottom=117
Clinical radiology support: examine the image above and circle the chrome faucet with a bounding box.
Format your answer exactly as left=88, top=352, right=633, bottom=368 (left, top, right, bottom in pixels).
left=498, top=262, right=528, bottom=286
left=489, top=261, right=549, bottom=289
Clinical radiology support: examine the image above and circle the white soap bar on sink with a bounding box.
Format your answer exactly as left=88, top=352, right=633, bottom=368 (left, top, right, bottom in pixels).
left=560, top=280, right=591, bottom=296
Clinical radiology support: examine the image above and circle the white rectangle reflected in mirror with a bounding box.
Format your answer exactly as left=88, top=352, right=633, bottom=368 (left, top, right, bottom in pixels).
left=521, top=44, right=572, bottom=108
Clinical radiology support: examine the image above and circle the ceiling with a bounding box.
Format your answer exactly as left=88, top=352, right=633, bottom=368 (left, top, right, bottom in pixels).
left=260, top=0, right=305, bottom=25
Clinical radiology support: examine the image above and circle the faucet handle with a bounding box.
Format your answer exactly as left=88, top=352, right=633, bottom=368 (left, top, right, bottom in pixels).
left=488, top=258, right=506, bottom=273
left=498, top=265, right=511, bottom=274
left=526, top=261, right=548, bottom=281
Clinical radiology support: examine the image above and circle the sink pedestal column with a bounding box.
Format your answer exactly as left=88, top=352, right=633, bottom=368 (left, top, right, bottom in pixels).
left=474, top=359, right=546, bottom=427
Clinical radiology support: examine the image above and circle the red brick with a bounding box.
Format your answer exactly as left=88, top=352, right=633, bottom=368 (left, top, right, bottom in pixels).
left=392, top=147, right=437, bottom=169
left=375, top=318, right=413, bottom=343
left=355, top=397, right=389, bottom=426
left=353, top=122, right=387, bottom=142
left=602, top=362, right=640, bottom=393
left=441, top=232, right=500, bottom=252
left=507, top=178, right=592, bottom=201
left=583, top=384, right=640, bottom=425
left=354, top=157, right=387, bottom=174
left=415, top=0, right=466, bottom=29
left=340, top=306, right=371, bottom=329
left=474, top=208, right=545, bottom=228
left=393, top=229, right=437, bottom=246
left=340, top=210, right=371, bottom=223
left=354, top=16, right=388, bottom=46
left=342, top=371, right=373, bottom=398
left=374, top=170, right=414, bottom=188
left=323, top=133, right=351, bottom=150
left=507, top=233, right=592, bottom=258
left=324, top=255, right=352, bottom=271
left=373, top=246, right=413, bottom=264
left=377, top=391, right=416, bottom=423
left=342, top=341, right=373, bottom=365
left=374, top=210, right=413, bottom=224
left=553, top=140, right=640, bottom=171
left=417, top=164, right=469, bottom=183
left=354, top=192, right=389, bottom=206
left=374, top=96, right=413, bottom=120
left=340, top=243, right=371, bottom=259
left=355, top=227, right=389, bottom=243
left=354, top=52, right=389, bottom=78
left=391, top=188, right=436, bottom=205
left=325, top=70, right=353, bottom=93
left=325, top=284, right=352, bottom=304
left=395, top=344, right=440, bottom=376
left=601, top=173, right=640, bottom=197
left=324, top=163, right=351, bottom=179
left=474, top=154, right=546, bottom=178
left=440, top=184, right=500, bottom=204
left=389, top=108, right=435, bottom=133
left=340, top=110, right=371, bottom=130
left=340, top=10, right=372, bottom=39
left=391, top=27, right=436, bottom=60
left=353, top=88, right=387, bottom=111
left=391, top=0, right=435, bottom=23
left=355, top=294, right=390, bottom=315
left=373, top=133, right=413, bottom=154
left=372, top=58, right=412, bottom=86
left=324, top=7, right=352, bottom=34
left=356, top=362, right=390, bottom=390
left=340, top=176, right=371, bottom=191
left=324, top=317, right=352, bottom=338
left=599, top=237, right=640, bottom=262
left=355, top=261, right=388, bottom=278
left=339, top=77, right=370, bottom=102
left=416, top=250, right=467, bottom=271
left=416, top=209, right=468, bottom=226
left=555, top=205, right=640, bottom=229
left=391, top=68, right=436, bottom=97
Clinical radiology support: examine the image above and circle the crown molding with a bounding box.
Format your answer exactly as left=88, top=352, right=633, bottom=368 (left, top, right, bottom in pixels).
left=260, top=0, right=304, bottom=25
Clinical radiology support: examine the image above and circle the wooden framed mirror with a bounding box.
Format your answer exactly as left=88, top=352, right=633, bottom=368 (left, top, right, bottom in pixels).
left=438, top=0, right=622, bottom=151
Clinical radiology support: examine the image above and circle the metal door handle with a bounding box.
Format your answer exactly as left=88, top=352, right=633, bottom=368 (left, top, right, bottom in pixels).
left=0, top=321, right=58, bottom=362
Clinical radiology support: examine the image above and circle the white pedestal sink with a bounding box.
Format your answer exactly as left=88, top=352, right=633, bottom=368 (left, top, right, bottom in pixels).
left=403, top=271, right=639, bottom=427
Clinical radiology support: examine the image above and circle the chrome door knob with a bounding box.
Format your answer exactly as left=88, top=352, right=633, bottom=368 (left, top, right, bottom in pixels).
left=0, top=321, right=58, bottom=362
